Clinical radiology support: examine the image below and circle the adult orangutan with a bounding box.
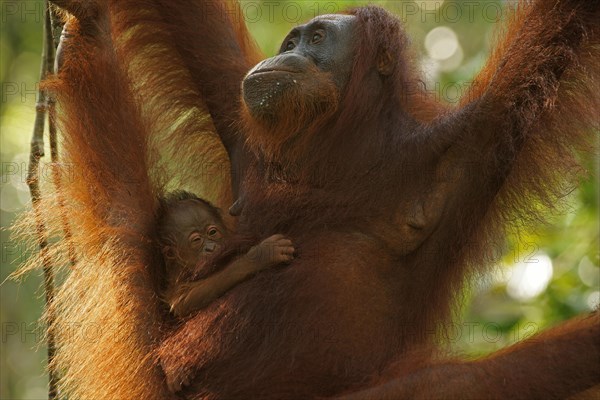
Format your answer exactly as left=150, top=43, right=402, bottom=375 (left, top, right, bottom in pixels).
left=37, top=0, right=599, bottom=399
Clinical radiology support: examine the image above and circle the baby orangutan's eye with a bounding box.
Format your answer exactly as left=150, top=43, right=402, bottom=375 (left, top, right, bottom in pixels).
left=206, top=226, right=222, bottom=239
left=189, top=232, right=204, bottom=244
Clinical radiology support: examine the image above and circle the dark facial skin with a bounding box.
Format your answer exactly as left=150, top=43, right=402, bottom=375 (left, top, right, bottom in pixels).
left=242, top=15, right=357, bottom=120
left=273, top=14, right=356, bottom=89
left=160, top=199, right=227, bottom=272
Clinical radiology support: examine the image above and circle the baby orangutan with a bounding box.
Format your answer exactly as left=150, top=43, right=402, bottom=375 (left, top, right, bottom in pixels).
left=157, top=191, right=295, bottom=319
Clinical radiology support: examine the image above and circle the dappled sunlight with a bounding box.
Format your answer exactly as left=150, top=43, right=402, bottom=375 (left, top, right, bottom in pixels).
left=1, top=1, right=597, bottom=398
left=425, top=26, right=459, bottom=60
left=506, top=252, right=553, bottom=301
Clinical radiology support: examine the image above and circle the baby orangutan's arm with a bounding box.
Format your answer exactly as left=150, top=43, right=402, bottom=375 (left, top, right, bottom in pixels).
left=170, top=234, right=294, bottom=317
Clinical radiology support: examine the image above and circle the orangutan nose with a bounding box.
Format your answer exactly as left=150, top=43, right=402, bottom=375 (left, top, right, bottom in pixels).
left=247, top=53, right=309, bottom=76
left=204, top=241, right=218, bottom=253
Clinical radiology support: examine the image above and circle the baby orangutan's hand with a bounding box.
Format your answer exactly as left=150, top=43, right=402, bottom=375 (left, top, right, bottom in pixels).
left=246, top=234, right=294, bottom=271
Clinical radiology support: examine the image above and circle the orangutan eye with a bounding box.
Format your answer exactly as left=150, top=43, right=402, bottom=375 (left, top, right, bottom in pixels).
left=189, top=232, right=203, bottom=243
left=311, top=31, right=324, bottom=44
left=206, top=226, right=222, bottom=239
left=285, top=41, right=296, bottom=51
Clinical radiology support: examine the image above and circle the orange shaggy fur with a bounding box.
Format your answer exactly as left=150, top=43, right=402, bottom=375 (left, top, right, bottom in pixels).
left=16, top=0, right=600, bottom=399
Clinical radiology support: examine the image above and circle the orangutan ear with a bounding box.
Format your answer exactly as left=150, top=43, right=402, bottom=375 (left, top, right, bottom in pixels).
left=162, top=245, right=176, bottom=259
left=377, top=49, right=394, bottom=76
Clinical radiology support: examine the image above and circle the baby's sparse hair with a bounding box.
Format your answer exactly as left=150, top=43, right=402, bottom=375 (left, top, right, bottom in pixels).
left=156, top=191, right=224, bottom=241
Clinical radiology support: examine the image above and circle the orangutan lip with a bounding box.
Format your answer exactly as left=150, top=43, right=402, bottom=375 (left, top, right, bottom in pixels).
left=252, top=68, right=299, bottom=75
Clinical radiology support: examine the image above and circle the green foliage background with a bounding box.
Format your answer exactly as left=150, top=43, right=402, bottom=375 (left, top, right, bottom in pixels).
left=1, top=1, right=598, bottom=399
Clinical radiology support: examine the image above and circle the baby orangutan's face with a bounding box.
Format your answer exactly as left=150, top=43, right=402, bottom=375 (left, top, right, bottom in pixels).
left=161, top=199, right=227, bottom=271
